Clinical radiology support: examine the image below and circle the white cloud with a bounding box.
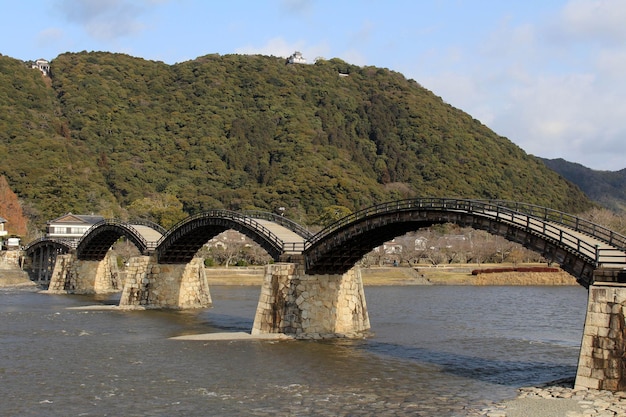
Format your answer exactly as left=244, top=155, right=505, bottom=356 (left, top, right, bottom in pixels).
left=281, top=0, right=313, bottom=15
left=559, top=0, right=626, bottom=42
left=416, top=1, right=626, bottom=170
left=53, top=0, right=160, bottom=41
left=595, top=48, right=626, bottom=78
left=36, top=27, right=65, bottom=47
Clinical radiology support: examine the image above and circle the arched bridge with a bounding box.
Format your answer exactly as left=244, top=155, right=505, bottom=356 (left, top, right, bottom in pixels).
left=156, top=210, right=311, bottom=263
left=25, top=199, right=626, bottom=287
left=303, top=199, right=626, bottom=287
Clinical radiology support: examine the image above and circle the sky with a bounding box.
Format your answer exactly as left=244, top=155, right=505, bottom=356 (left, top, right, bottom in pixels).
left=2, top=0, right=625, bottom=171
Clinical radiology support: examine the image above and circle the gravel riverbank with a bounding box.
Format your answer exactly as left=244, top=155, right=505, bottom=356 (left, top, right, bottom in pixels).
left=467, top=379, right=626, bottom=417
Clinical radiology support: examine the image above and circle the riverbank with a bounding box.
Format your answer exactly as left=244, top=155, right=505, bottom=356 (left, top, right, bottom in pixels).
left=0, top=263, right=577, bottom=289
left=203, top=264, right=577, bottom=286
left=0, top=269, right=35, bottom=287
left=468, top=378, right=626, bottom=417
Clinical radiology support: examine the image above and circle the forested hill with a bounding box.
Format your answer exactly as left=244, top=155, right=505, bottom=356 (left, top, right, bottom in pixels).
left=541, top=158, right=626, bottom=212
left=1, top=51, right=592, bottom=232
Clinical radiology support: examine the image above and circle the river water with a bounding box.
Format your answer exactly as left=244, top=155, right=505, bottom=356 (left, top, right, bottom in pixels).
left=0, top=283, right=587, bottom=416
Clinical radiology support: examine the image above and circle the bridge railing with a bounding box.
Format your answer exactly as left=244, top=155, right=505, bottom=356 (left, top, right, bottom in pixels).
left=157, top=209, right=286, bottom=251
left=282, top=242, right=307, bottom=253
left=243, top=210, right=313, bottom=239
left=595, top=248, right=626, bottom=267
left=23, top=236, right=77, bottom=252
left=80, top=219, right=151, bottom=253
left=306, top=198, right=626, bottom=268
left=486, top=200, right=626, bottom=251
left=306, top=198, right=467, bottom=247
left=499, top=209, right=599, bottom=264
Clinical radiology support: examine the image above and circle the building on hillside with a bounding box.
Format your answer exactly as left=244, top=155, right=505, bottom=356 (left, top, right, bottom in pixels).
left=0, top=216, right=7, bottom=249
left=287, top=51, right=307, bottom=64
left=32, top=58, right=50, bottom=76
left=373, top=239, right=403, bottom=254
left=414, top=237, right=428, bottom=250
left=205, top=230, right=247, bottom=250
left=46, top=213, right=105, bottom=242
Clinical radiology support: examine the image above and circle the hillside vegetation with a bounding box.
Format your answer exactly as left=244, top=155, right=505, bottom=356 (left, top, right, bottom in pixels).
left=542, top=158, right=626, bottom=213
left=1, top=52, right=592, bottom=234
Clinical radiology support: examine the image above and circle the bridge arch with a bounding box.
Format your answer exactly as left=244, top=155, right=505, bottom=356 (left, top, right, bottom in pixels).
left=156, top=210, right=287, bottom=263
left=76, top=220, right=158, bottom=260
left=23, top=238, right=76, bottom=284
left=303, top=198, right=625, bottom=287
left=24, top=237, right=74, bottom=256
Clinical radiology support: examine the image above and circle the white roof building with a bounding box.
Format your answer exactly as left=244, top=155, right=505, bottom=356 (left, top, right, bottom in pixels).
left=287, top=51, right=307, bottom=64
left=32, top=58, right=50, bottom=76
left=46, top=213, right=105, bottom=241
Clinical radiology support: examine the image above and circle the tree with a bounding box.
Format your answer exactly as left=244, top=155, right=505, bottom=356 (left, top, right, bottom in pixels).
left=127, top=193, right=187, bottom=229
left=0, top=176, right=28, bottom=236
left=315, top=205, right=353, bottom=227
left=582, top=207, right=626, bottom=235
left=111, top=238, right=141, bottom=266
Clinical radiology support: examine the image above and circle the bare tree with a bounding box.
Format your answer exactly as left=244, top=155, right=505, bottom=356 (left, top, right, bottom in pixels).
left=582, top=208, right=626, bottom=235
left=111, top=238, right=140, bottom=266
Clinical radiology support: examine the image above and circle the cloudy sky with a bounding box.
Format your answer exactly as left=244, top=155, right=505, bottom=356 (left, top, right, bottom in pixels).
left=2, top=0, right=624, bottom=171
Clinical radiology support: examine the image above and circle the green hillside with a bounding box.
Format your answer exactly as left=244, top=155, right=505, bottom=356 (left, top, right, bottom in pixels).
left=541, top=158, right=626, bottom=212
left=1, top=51, right=592, bottom=232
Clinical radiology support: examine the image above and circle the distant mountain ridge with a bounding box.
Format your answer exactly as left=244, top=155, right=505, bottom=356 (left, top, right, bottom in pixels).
left=0, top=51, right=594, bottom=232
left=541, top=158, right=626, bottom=212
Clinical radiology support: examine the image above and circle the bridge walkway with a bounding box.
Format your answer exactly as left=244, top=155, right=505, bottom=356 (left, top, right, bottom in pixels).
left=252, top=219, right=307, bottom=254
left=131, top=224, right=163, bottom=250
left=484, top=210, right=626, bottom=267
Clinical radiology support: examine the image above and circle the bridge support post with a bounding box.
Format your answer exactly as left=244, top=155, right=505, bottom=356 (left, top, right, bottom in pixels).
left=119, top=256, right=212, bottom=309
left=251, top=262, right=370, bottom=338
left=46, top=253, right=121, bottom=294
left=26, top=244, right=57, bottom=285
left=576, top=281, right=626, bottom=391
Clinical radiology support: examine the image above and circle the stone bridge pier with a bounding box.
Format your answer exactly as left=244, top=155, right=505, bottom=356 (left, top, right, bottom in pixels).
left=119, top=256, right=212, bottom=309
left=46, top=253, right=122, bottom=294
left=46, top=254, right=212, bottom=310
left=576, top=269, right=626, bottom=391
left=252, top=260, right=370, bottom=338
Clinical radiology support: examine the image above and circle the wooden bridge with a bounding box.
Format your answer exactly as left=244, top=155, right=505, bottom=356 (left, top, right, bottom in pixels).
left=24, top=198, right=626, bottom=287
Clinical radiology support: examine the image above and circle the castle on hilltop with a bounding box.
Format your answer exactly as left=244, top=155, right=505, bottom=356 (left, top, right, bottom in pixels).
left=287, top=51, right=307, bottom=64
left=31, top=58, right=50, bottom=76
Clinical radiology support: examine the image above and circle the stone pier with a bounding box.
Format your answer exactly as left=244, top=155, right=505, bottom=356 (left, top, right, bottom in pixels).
left=119, top=256, right=212, bottom=309
left=251, top=262, right=370, bottom=338
left=575, top=282, right=626, bottom=391
left=46, top=253, right=122, bottom=294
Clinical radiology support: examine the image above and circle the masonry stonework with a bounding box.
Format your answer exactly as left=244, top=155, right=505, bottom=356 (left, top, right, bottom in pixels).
left=119, top=256, right=212, bottom=309
left=576, top=283, right=626, bottom=391
left=0, top=250, right=22, bottom=268
left=46, top=253, right=121, bottom=294
left=252, top=262, right=370, bottom=338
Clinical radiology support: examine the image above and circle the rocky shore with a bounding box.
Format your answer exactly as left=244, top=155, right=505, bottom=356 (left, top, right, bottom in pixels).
left=467, top=379, right=626, bottom=417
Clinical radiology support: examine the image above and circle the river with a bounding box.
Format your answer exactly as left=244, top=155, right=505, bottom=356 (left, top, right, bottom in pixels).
left=0, top=283, right=587, bottom=416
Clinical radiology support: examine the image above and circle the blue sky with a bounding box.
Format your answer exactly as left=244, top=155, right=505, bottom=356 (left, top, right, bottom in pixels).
left=2, top=0, right=625, bottom=171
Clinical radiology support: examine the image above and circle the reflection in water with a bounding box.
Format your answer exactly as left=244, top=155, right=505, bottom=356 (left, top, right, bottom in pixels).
left=0, top=284, right=587, bottom=416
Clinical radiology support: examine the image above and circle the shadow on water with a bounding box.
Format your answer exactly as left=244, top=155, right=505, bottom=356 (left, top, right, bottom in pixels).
left=346, top=338, right=578, bottom=387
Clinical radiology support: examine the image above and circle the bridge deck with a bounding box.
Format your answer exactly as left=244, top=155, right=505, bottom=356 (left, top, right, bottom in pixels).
left=253, top=219, right=306, bottom=254
left=130, top=224, right=163, bottom=249
left=487, top=210, right=625, bottom=267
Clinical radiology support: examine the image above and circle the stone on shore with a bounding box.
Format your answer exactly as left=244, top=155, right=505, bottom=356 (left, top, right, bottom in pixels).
left=470, top=380, right=626, bottom=417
